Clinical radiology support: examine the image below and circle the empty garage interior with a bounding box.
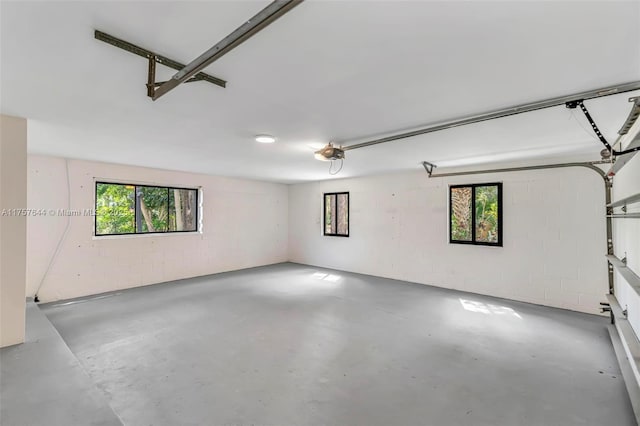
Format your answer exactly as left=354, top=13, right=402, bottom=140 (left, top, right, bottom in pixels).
left=1, top=1, right=640, bottom=425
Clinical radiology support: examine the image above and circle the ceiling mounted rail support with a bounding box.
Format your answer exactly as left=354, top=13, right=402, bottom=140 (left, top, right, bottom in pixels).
left=144, top=55, right=207, bottom=98
left=566, top=99, right=640, bottom=156
left=152, top=0, right=304, bottom=101
left=422, top=161, right=436, bottom=177
left=146, top=55, right=156, bottom=98
left=340, top=81, right=640, bottom=152
left=565, top=100, right=613, bottom=151
left=94, top=30, right=227, bottom=97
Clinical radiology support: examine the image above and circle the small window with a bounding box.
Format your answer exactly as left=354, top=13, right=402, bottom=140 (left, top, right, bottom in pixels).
left=96, top=182, right=198, bottom=236
left=324, top=192, right=349, bottom=237
left=450, top=183, right=502, bottom=246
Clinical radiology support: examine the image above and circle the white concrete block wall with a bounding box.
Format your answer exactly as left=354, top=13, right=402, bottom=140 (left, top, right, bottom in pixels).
left=612, top=150, right=640, bottom=336
left=26, top=154, right=618, bottom=317
left=289, top=167, right=608, bottom=314
left=26, top=155, right=288, bottom=302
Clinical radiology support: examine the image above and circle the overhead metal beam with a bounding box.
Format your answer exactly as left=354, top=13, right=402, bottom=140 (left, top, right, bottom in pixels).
left=152, top=0, right=304, bottom=101
left=94, top=30, right=226, bottom=89
left=342, top=81, right=640, bottom=151
left=425, top=161, right=608, bottom=182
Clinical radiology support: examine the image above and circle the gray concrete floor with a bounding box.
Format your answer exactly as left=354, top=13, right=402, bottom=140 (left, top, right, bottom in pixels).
left=30, top=263, right=637, bottom=425
left=0, top=302, right=122, bottom=426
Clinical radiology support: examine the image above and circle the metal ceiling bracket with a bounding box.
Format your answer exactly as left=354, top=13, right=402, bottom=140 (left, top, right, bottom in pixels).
left=567, top=99, right=640, bottom=156
left=94, top=30, right=227, bottom=98
left=566, top=100, right=612, bottom=151
left=152, top=0, right=304, bottom=101
left=422, top=161, right=436, bottom=177
left=146, top=55, right=157, bottom=98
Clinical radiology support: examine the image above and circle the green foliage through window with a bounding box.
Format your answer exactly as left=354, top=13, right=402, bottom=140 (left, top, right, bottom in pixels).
left=96, top=183, right=135, bottom=235
left=324, top=192, right=349, bottom=236
left=475, top=185, right=499, bottom=243
left=450, top=183, right=502, bottom=246
left=451, top=187, right=472, bottom=241
left=96, top=182, right=198, bottom=236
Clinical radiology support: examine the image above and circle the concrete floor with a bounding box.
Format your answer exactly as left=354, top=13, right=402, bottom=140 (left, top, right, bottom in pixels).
left=0, top=302, right=122, bottom=426
left=28, top=263, right=637, bottom=425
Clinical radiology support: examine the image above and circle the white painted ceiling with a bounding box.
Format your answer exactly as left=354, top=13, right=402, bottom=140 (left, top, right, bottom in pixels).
left=2, top=1, right=639, bottom=183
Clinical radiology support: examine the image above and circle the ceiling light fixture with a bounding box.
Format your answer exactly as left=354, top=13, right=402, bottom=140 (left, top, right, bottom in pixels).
left=255, top=134, right=276, bottom=144
left=314, top=143, right=345, bottom=161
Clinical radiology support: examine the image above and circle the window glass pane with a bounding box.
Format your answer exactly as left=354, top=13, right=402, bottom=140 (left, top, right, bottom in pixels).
left=325, top=194, right=336, bottom=234
left=169, top=188, right=198, bottom=231
left=337, top=193, right=348, bottom=235
left=451, top=187, right=472, bottom=241
left=136, top=186, right=169, bottom=233
left=475, top=185, right=499, bottom=243
left=96, top=183, right=135, bottom=235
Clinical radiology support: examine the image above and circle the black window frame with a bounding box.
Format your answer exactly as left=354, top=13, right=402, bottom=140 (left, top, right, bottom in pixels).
left=323, top=192, right=349, bottom=237
left=449, top=182, right=502, bottom=247
left=94, top=181, right=199, bottom=237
